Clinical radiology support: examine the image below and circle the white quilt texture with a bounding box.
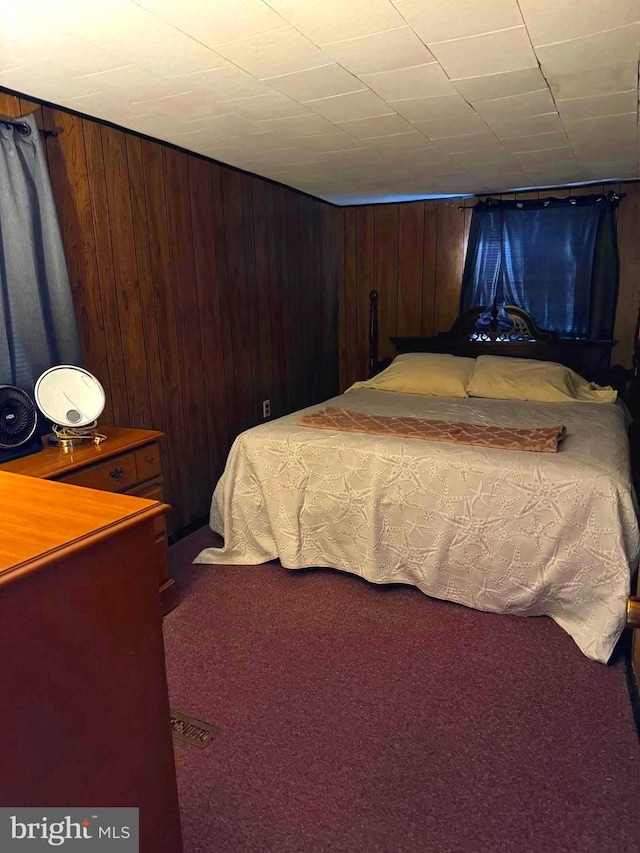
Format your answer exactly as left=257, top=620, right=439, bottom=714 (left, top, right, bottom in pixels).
left=195, top=389, right=640, bottom=662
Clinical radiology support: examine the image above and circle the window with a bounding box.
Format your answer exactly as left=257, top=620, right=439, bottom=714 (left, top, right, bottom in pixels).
left=459, top=194, right=620, bottom=340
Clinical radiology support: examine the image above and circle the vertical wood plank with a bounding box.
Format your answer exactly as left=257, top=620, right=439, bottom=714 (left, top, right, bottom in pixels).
left=374, top=204, right=399, bottom=360
left=189, top=157, right=229, bottom=487
left=242, top=173, right=263, bottom=423
left=356, top=206, right=374, bottom=381
left=265, top=183, right=286, bottom=419
left=435, top=200, right=466, bottom=332
left=344, top=208, right=359, bottom=387
left=100, top=125, right=152, bottom=429
left=336, top=207, right=346, bottom=392
left=249, top=178, right=274, bottom=422
left=0, top=92, right=19, bottom=114
left=398, top=202, right=424, bottom=337
left=421, top=201, right=438, bottom=336
left=81, top=118, right=129, bottom=426
left=140, top=139, right=189, bottom=531
left=126, top=134, right=174, bottom=530
left=220, top=168, right=253, bottom=435
left=210, top=163, right=237, bottom=446
left=163, top=146, right=211, bottom=522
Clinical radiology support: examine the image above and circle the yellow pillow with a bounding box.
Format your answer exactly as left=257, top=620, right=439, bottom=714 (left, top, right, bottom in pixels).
left=467, top=355, right=617, bottom=404
left=346, top=353, right=476, bottom=398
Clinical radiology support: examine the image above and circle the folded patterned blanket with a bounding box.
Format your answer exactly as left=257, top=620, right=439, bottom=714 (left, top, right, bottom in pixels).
left=298, top=407, right=567, bottom=452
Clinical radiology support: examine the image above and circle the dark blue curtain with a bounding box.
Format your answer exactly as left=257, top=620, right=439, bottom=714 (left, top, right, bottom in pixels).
left=460, top=194, right=620, bottom=339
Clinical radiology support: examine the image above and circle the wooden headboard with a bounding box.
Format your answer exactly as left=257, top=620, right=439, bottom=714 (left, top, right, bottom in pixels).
left=368, top=291, right=627, bottom=389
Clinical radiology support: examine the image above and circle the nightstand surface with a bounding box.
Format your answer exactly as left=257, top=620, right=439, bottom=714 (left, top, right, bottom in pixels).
left=0, top=426, right=163, bottom=479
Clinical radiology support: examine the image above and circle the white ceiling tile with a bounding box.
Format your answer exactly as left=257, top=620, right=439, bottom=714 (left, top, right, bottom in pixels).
left=321, top=148, right=386, bottom=166
left=213, top=27, right=330, bottom=78
left=61, top=90, right=156, bottom=120
left=262, top=64, right=365, bottom=100
left=359, top=63, right=456, bottom=101
left=304, top=89, right=393, bottom=122
left=294, top=132, right=367, bottom=152
left=412, top=115, right=491, bottom=139
left=488, top=113, right=564, bottom=138
left=535, top=24, right=640, bottom=76
left=167, top=67, right=274, bottom=99
left=265, top=0, right=405, bottom=43
left=362, top=132, right=441, bottom=152
left=428, top=27, right=538, bottom=79
left=64, top=0, right=169, bottom=46
left=511, top=147, right=575, bottom=163
left=505, top=131, right=573, bottom=153
left=125, top=91, right=230, bottom=122
left=393, top=0, right=523, bottom=43
left=518, top=0, right=640, bottom=47
left=556, top=90, right=638, bottom=121
left=448, top=148, right=519, bottom=167
left=573, top=137, right=638, bottom=155
left=75, top=65, right=184, bottom=101
left=467, top=161, right=527, bottom=177
left=106, top=30, right=230, bottom=79
left=135, top=0, right=289, bottom=45
left=0, top=0, right=71, bottom=43
left=257, top=113, right=339, bottom=137
left=0, top=33, right=120, bottom=75
left=177, top=112, right=265, bottom=137
left=452, top=67, right=547, bottom=100
left=563, top=111, right=638, bottom=140
left=546, top=63, right=639, bottom=99
left=0, top=63, right=104, bottom=101
left=437, top=133, right=505, bottom=152
left=218, top=92, right=310, bottom=119
left=473, top=89, right=557, bottom=122
left=336, top=113, right=416, bottom=138
left=390, top=94, right=477, bottom=122
left=320, top=27, right=435, bottom=75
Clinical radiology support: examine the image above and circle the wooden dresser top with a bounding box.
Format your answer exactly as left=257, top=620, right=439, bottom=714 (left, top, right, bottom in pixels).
left=0, top=470, right=166, bottom=576
left=0, top=426, right=163, bottom=479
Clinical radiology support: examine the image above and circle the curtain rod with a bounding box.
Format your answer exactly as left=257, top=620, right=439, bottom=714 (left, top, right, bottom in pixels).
left=0, top=117, right=61, bottom=138
left=457, top=190, right=626, bottom=210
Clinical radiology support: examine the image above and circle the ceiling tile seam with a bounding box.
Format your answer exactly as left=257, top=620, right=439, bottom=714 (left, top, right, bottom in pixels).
left=425, top=24, right=530, bottom=51
left=531, top=21, right=640, bottom=50
left=513, top=0, right=574, bottom=176
left=317, top=25, right=414, bottom=50
left=122, top=4, right=334, bottom=105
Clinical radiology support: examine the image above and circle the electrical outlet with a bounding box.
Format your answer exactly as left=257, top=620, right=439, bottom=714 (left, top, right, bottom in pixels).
left=262, top=399, right=271, bottom=419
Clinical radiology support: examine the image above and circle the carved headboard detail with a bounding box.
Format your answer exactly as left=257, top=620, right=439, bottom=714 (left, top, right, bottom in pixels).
left=368, top=290, right=626, bottom=390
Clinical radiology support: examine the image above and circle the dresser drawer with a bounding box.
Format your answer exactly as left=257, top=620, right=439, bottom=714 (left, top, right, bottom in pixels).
left=135, top=443, right=162, bottom=482
left=59, top=452, right=138, bottom=493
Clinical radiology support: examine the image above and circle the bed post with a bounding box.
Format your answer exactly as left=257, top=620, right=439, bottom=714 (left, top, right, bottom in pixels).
left=369, top=290, right=378, bottom=378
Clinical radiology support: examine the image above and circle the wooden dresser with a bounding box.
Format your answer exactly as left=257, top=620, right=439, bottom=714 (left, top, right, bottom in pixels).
left=0, top=427, right=178, bottom=614
left=0, top=472, right=183, bottom=852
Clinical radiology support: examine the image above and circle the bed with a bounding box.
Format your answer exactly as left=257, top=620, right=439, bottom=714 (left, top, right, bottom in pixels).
left=195, top=301, right=640, bottom=663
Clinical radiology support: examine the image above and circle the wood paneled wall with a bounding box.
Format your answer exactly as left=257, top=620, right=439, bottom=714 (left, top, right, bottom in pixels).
left=337, top=183, right=640, bottom=391
left=0, top=90, right=339, bottom=534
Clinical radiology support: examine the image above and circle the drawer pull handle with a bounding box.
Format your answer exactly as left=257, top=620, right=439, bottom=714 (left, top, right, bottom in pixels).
left=109, top=466, right=125, bottom=480
left=145, top=455, right=155, bottom=464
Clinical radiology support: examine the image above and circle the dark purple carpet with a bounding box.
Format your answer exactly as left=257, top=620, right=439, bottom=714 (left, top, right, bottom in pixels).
left=164, top=527, right=640, bottom=853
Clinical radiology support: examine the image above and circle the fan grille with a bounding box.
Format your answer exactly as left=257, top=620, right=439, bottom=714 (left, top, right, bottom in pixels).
left=0, top=386, right=38, bottom=449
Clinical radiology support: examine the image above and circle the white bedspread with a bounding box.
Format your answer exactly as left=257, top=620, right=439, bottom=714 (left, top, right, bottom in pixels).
left=195, top=390, right=640, bottom=662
